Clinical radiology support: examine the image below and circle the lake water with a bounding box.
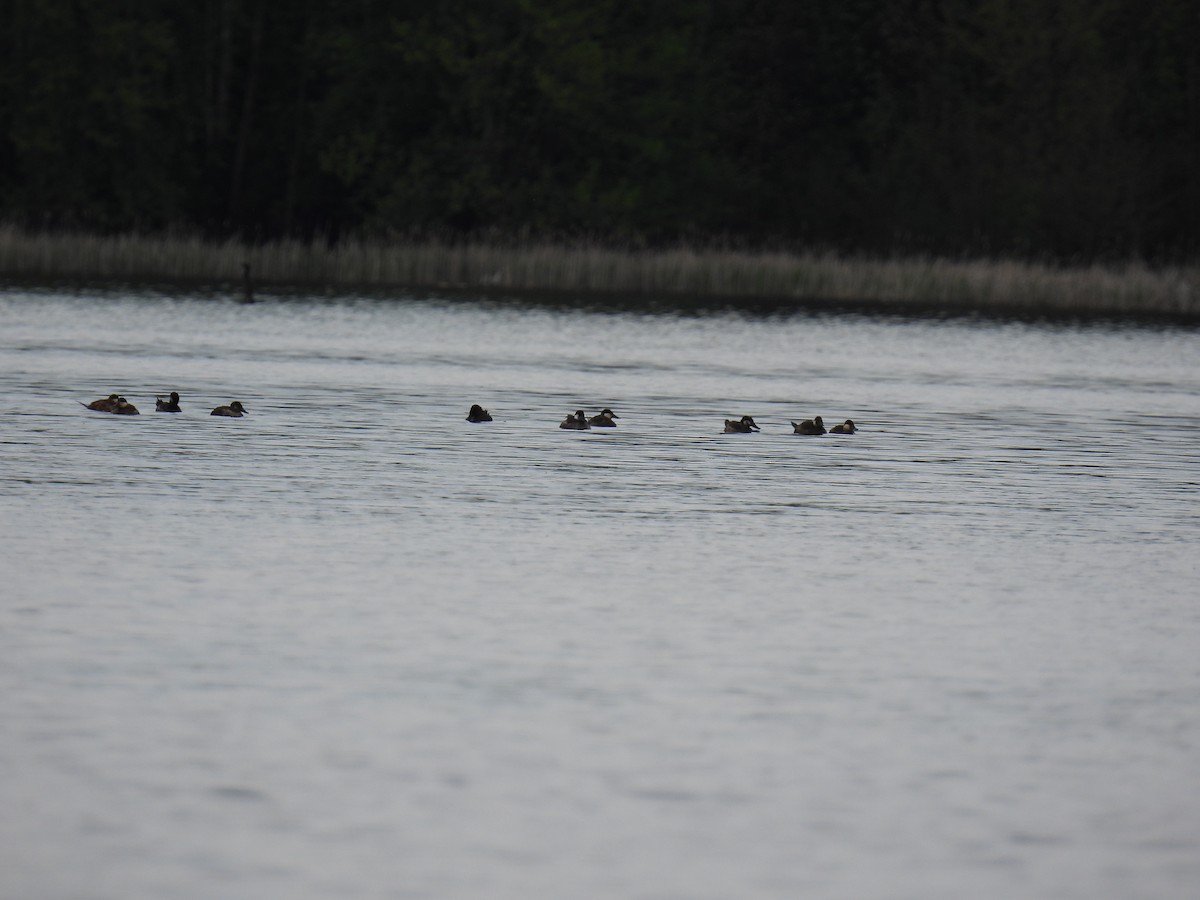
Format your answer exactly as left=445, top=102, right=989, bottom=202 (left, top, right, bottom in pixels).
left=1, top=286, right=1198, bottom=900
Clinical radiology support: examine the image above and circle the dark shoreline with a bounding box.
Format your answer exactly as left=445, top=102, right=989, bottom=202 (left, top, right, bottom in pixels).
left=1, top=228, right=1196, bottom=322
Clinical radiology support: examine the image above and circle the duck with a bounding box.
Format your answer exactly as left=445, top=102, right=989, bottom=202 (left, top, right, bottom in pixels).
left=466, top=404, right=493, bottom=422
left=829, top=419, right=856, bottom=434
left=588, top=408, right=619, bottom=427
left=724, top=415, right=760, bottom=433
left=791, top=416, right=825, bottom=435
left=112, top=397, right=140, bottom=415
left=559, top=410, right=590, bottom=429
left=155, top=391, right=182, bottom=413
left=82, top=393, right=120, bottom=412
left=211, top=401, right=247, bottom=417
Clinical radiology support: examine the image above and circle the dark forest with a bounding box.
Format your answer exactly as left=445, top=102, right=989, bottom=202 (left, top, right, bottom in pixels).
left=1, top=0, right=1196, bottom=259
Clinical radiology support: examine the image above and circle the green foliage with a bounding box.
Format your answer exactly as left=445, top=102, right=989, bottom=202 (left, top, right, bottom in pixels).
left=0, top=0, right=1195, bottom=257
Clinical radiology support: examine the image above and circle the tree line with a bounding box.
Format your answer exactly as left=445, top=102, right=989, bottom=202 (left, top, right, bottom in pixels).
left=1, top=0, right=1196, bottom=259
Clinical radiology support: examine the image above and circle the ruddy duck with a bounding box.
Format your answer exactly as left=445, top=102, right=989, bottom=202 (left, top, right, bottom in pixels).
left=466, top=404, right=493, bottom=422
left=211, top=401, right=247, bottom=417
left=724, top=415, right=760, bottom=433
left=792, top=416, right=825, bottom=435
left=83, top=393, right=120, bottom=412
left=829, top=419, right=856, bottom=434
left=156, top=391, right=182, bottom=412
left=588, top=408, right=619, bottom=427
left=113, top=397, right=140, bottom=415
left=560, top=410, right=590, bottom=429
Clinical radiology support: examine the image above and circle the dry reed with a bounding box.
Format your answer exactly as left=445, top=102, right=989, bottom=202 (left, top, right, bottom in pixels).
left=0, top=224, right=1195, bottom=316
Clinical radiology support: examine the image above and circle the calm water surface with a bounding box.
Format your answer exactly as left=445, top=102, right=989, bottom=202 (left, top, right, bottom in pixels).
left=2, top=287, right=1198, bottom=899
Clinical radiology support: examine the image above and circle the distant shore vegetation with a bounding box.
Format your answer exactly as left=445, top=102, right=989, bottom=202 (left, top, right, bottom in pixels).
left=1, top=226, right=1195, bottom=318
left=1, top=2, right=1196, bottom=267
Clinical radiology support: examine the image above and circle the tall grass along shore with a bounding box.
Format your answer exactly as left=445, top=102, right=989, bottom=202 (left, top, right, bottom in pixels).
left=1, top=226, right=1195, bottom=317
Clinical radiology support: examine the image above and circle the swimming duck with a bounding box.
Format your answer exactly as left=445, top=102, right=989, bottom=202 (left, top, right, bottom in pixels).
left=559, top=410, right=590, bottom=429
left=466, top=404, right=493, bottom=422
left=156, top=391, right=182, bottom=412
left=211, top=401, right=247, bottom=417
left=829, top=419, right=856, bottom=434
left=82, top=393, right=120, bottom=412
left=588, top=408, right=619, bottom=427
left=792, top=416, right=825, bottom=435
left=724, top=415, right=760, bottom=433
left=112, top=397, right=140, bottom=415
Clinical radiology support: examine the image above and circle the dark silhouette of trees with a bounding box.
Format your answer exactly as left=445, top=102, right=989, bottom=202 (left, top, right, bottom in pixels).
left=0, top=0, right=1195, bottom=258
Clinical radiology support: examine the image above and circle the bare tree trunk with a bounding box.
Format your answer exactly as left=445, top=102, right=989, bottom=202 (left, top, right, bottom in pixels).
left=282, top=2, right=313, bottom=235
left=216, top=0, right=234, bottom=137
left=228, top=0, right=265, bottom=222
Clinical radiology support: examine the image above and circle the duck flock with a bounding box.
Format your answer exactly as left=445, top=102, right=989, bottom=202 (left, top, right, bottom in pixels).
left=82, top=393, right=247, bottom=417
left=82, top=393, right=855, bottom=434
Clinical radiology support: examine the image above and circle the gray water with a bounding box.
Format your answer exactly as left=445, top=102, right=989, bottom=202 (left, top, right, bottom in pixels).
left=2, top=287, right=1198, bottom=900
